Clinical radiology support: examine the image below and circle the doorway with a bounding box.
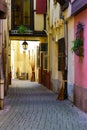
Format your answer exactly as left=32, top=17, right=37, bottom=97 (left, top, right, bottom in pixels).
left=58, top=38, right=68, bottom=99
left=11, top=40, right=40, bottom=82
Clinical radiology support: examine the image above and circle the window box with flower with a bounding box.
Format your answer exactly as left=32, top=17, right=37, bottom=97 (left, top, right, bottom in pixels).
left=71, top=22, right=84, bottom=57
left=71, top=38, right=83, bottom=56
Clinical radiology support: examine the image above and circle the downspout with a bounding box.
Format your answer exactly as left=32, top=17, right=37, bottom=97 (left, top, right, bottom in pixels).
left=59, top=1, right=68, bottom=70
left=60, top=7, right=68, bottom=99
left=64, top=20, right=68, bottom=99
left=64, top=20, right=68, bottom=71
left=0, top=21, right=4, bottom=109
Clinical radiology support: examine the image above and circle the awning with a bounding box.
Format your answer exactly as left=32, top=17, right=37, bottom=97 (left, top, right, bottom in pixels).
left=71, top=0, right=87, bottom=15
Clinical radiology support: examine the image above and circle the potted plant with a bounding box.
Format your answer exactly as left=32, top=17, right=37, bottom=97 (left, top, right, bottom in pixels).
left=17, top=25, right=29, bottom=34
left=71, top=38, right=84, bottom=56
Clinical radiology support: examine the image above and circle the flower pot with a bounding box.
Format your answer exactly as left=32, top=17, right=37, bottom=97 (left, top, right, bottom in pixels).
left=74, top=46, right=83, bottom=56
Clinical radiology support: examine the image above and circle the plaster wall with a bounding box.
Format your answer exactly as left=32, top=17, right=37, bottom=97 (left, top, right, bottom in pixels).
left=50, top=0, right=54, bottom=27
left=74, top=9, right=87, bottom=112
left=49, top=1, right=65, bottom=92
left=49, top=26, right=64, bottom=92
left=50, top=0, right=60, bottom=28
left=7, top=0, right=11, bottom=30
left=67, top=17, right=74, bottom=102
left=50, top=1, right=72, bottom=28
left=49, top=34, right=59, bottom=92
left=74, top=9, right=87, bottom=88
left=0, top=20, right=3, bottom=53
left=3, top=5, right=10, bottom=90
left=34, top=0, right=44, bottom=31
left=34, top=14, right=44, bottom=31
left=0, top=20, right=4, bottom=79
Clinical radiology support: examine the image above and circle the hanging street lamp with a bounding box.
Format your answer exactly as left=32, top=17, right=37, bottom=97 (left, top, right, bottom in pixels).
left=22, top=40, right=28, bottom=50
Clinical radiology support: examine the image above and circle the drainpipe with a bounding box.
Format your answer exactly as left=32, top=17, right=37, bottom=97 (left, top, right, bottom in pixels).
left=59, top=5, right=68, bottom=70
left=60, top=11, right=68, bottom=98
left=64, top=20, right=68, bottom=99
left=64, top=20, right=68, bottom=71
left=0, top=21, right=4, bottom=109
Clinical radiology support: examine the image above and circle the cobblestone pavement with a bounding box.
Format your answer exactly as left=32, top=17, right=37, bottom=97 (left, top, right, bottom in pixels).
left=0, top=79, right=87, bottom=130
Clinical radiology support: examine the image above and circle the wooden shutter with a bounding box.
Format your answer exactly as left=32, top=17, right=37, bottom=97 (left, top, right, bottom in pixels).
left=36, top=0, right=47, bottom=14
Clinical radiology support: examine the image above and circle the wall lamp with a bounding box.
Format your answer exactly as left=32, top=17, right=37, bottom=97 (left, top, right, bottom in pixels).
left=22, top=40, right=28, bottom=50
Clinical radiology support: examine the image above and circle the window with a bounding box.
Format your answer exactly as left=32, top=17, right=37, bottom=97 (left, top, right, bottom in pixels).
left=58, top=38, right=65, bottom=71
left=39, top=43, right=48, bottom=69
left=37, top=46, right=40, bottom=67
left=11, top=0, right=34, bottom=29
left=44, top=51, right=48, bottom=69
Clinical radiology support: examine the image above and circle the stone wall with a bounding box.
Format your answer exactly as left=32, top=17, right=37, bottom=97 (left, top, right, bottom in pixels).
left=74, top=84, right=87, bottom=112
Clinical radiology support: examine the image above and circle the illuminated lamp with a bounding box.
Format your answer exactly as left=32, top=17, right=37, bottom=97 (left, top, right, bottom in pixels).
left=22, top=40, right=28, bottom=50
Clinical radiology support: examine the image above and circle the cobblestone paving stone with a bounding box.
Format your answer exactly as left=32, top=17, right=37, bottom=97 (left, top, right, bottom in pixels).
left=0, top=80, right=87, bottom=130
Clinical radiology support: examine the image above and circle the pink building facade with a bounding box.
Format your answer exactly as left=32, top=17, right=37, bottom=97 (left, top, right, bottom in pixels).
left=72, top=1, right=87, bottom=112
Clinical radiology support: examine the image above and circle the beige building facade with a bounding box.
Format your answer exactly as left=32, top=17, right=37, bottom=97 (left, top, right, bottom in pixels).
left=47, top=0, right=75, bottom=101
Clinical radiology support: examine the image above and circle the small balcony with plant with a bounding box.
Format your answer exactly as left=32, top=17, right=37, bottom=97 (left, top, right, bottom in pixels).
left=71, top=22, right=84, bottom=57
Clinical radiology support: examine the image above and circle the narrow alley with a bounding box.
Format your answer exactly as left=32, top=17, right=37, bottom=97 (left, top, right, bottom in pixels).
left=0, top=80, right=87, bottom=130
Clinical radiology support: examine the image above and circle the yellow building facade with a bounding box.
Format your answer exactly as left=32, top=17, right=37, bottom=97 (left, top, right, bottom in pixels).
left=8, top=0, right=48, bottom=83
left=47, top=0, right=75, bottom=101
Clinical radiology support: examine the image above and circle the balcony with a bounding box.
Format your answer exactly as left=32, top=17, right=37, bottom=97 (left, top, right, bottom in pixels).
left=56, top=0, right=69, bottom=11
left=0, top=0, right=7, bottom=19
left=9, top=30, right=47, bottom=37
left=72, top=0, right=87, bottom=15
